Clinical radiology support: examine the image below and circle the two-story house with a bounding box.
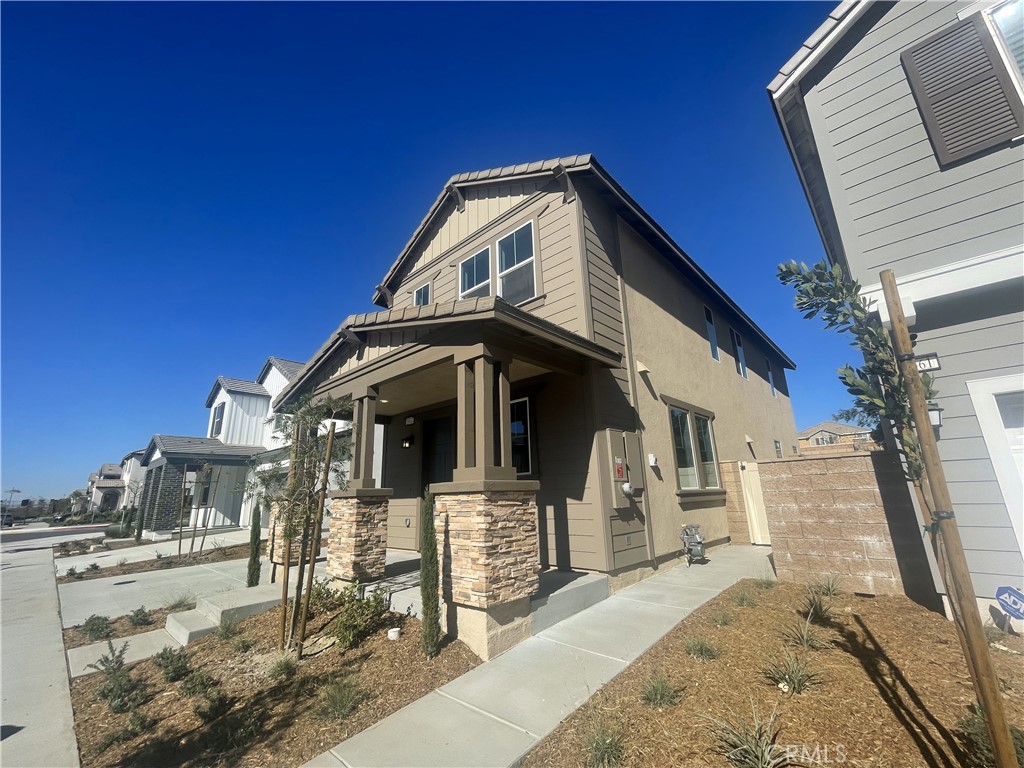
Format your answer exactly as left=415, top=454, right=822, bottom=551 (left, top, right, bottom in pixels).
left=275, top=154, right=798, bottom=658
left=137, top=356, right=306, bottom=535
left=116, top=449, right=147, bottom=512
left=769, top=0, right=1024, bottom=617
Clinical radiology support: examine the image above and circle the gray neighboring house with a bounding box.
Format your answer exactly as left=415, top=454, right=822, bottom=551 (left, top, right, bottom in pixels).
left=770, top=0, right=1024, bottom=613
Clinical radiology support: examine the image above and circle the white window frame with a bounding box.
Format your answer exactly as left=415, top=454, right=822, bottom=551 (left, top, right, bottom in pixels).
left=668, top=402, right=720, bottom=491
left=967, top=374, right=1024, bottom=558
left=211, top=402, right=225, bottom=438
left=496, top=221, right=537, bottom=306
left=767, top=358, right=777, bottom=397
left=413, top=283, right=430, bottom=307
left=774, top=440, right=783, bottom=459
left=704, top=306, right=720, bottom=361
left=510, top=397, right=532, bottom=475
left=459, top=247, right=491, bottom=299
left=961, top=0, right=1024, bottom=97
left=693, top=413, right=721, bottom=489
left=729, top=328, right=748, bottom=379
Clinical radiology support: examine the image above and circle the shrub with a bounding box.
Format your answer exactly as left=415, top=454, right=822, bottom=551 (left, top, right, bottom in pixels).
left=66, top=566, right=81, bottom=580
left=754, top=573, right=776, bottom=590
left=317, top=678, right=361, bottom=720
left=809, top=574, right=842, bottom=597
left=94, top=710, right=156, bottom=755
left=117, top=557, right=129, bottom=568
left=640, top=672, right=681, bottom=708
left=127, top=607, right=152, bottom=627
left=195, top=689, right=232, bottom=723
left=164, top=592, right=196, bottom=611
left=684, top=637, right=720, bottom=662
left=217, top=618, right=240, bottom=640
left=763, top=650, right=824, bottom=695
left=88, top=641, right=148, bottom=713
left=86, top=562, right=100, bottom=572
left=246, top=502, right=262, bottom=588
left=58, top=542, right=70, bottom=556
left=309, top=577, right=346, bottom=617
left=104, top=524, right=130, bottom=539
left=180, top=671, right=219, bottom=699
left=420, top=492, right=441, bottom=658
left=586, top=724, right=625, bottom=768
left=707, top=703, right=789, bottom=768
left=82, top=615, right=112, bottom=641
left=154, top=550, right=165, bottom=560
left=232, top=635, right=255, bottom=653
left=802, top=590, right=834, bottom=626
left=734, top=590, right=758, bottom=608
left=268, top=655, right=297, bottom=681
left=782, top=617, right=831, bottom=651
left=956, top=704, right=1024, bottom=768
left=713, top=611, right=733, bottom=627
left=153, top=647, right=191, bottom=682
left=330, top=586, right=390, bottom=650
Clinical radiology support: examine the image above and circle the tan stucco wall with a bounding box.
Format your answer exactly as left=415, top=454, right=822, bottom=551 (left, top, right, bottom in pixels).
left=615, top=219, right=799, bottom=558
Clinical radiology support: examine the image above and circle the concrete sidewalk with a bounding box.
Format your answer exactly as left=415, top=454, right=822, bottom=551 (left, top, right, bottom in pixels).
left=54, top=527, right=256, bottom=577
left=1, top=547, right=80, bottom=767
left=304, top=545, right=772, bottom=768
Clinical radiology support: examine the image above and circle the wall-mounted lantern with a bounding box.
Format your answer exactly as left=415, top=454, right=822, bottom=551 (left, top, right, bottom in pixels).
left=401, top=435, right=415, bottom=449
left=927, top=401, right=944, bottom=428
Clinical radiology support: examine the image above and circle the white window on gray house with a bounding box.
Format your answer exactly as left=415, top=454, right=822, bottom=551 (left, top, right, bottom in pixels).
left=413, top=283, right=430, bottom=306
left=704, top=306, right=720, bottom=361
left=729, top=328, right=747, bottom=378
left=670, top=407, right=698, bottom=489
left=767, top=358, right=777, bottom=397
left=497, top=222, right=535, bottom=305
left=694, top=414, right=720, bottom=488
left=510, top=397, right=531, bottom=475
left=211, top=403, right=225, bottom=438
left=669, top=406, right=720, bottom=490
left=902, top=4, right=1024, bottom=167
left=460, top=248, right=490, bottom=299
left=774, top=440, right=783, bottom=459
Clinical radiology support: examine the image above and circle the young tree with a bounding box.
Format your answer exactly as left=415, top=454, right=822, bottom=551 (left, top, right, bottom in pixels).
left=419, top=492, right=440, bottom=658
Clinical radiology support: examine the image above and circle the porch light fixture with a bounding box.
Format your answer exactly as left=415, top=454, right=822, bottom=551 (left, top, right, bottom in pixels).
left=401, top=435, right=414, bottom=449
left=927, top=401, right=944, bottom=428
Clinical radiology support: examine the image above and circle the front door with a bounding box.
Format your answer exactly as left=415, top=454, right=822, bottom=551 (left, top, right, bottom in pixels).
left=422, top=416, right=454, bottom=486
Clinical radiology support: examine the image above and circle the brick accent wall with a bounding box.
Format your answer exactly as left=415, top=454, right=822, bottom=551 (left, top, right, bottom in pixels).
left=720, top=461, right=750, bottom=544
left=326, top=494, right=389, bottom=582
left=760, top=449, right=922, bottom=596
left=141, top=463, right=185, bottom=531
left=434, top=490, right=539, bottom=608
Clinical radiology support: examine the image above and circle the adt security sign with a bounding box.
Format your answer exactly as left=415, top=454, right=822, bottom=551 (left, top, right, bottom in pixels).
left=996, top=586, right=1024, bottom=620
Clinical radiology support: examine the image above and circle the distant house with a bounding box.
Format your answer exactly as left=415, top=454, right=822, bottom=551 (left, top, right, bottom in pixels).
left=275, top=154, right=799, bottom=658
left=117, top=449, right=147, bottom=511
left=137, top=356, right=307, bottom=535
left=797, top=421, right=873, bottom=450
left=769, top=1, right=1023, bottom=607
left=87, top=464, right=125, bottom=513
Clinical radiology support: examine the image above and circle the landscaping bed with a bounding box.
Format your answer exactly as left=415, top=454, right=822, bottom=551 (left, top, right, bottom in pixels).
left=70, top=598, right=479, bottom=767
left=524, top=579, right=1024, bottom=768
left=64, top=608, right=176, bottom=649
left=57, top=542, right=257, bottom=583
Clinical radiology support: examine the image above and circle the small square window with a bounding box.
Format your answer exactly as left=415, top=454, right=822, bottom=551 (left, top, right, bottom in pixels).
left=413, top=283, right=430, bottom=306
left=460, top=248, right=490, bottom=299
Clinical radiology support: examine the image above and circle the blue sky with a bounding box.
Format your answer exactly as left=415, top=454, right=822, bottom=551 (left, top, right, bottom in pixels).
left=2, top=1, right=860, bottom=501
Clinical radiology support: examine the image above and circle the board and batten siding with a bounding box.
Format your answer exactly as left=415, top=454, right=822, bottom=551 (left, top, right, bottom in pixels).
left=803, top=0, right=1024, bottom=278
left=916, top=299, right=1024, bottom=596
left=208, top=389, right=270, bottom=447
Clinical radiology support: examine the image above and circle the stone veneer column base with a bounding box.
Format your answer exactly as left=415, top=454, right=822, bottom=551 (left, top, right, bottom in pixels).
left=266, top=501, right=305, bottom=566
left=432, top=479, right=540, bottom=661
left=326, top=488, right=392, bottom=583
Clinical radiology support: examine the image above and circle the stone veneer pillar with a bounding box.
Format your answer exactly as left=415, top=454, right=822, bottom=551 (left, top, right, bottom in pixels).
left=266, top=501, right=306, bottom=566
left=326, top=488, right=392, bottom=583
left=431, top=480, right=540, bottom=660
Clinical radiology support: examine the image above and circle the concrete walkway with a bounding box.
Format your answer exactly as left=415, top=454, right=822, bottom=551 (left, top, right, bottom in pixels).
left=304, top=545, right=772, bottom=768
left=1, top=547, right=80, bottom=767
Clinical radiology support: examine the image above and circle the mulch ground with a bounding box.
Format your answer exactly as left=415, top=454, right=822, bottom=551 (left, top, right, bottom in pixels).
left=524, top=580, right=1024, bottom=768
left=57, top=543, right=256, bottom=583
left=65, top=608, right=176, bottom=649
left=70, top=602, right=479, bottom=767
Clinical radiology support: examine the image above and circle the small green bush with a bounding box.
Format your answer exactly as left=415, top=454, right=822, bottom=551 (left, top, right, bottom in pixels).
left=232, top=635, right=255, bottom=653
left=153, top=647, right=191, bottom=682
left=956, top=703, right=1024, bottom=768
left=195, top=689, right=232, bottom=723
left=86, top=562, right=100, bottom=573
left=88, top=641, right=148, bottom=713
left=782, top=617, right=832, bottom=651
left=216, top=618, right=240, bottom=640
left=180, top=671, right=219, bottom=698
left=164, top=592, right=196, bottom=611
left=754, top=573, right=776, bottom=590
left=94, top=710, right=156, bottom=755
left=809, top=574, right=842, bottom=597
left=712, top=611, right=733, bottom=627
left=764, top=650, right=823, bottom=695
left=317, top=678, right=361, bottom=720
left=640, top=672, right=681, bottom=708
left=734, top=590, right=758, bottom=608
left=66, top=566, right=81, bottom=580
left=707, top=703, right=789, bottom=768
left=802, top=589, right=835, bottom=626
left=684, top=637, right=720, bottom=662
left=127, top=607, right=152, bottom=627
left=586, top=724, right=625, bottom=768
left=116, top=557, right=129, bottom=568
left=82, top=615, right=112, bottom=641
left=268, top=655, right=297, bottom=681
left=330, top=586, right=390, bottom=650
left=308, top=577, right=346, bottom=617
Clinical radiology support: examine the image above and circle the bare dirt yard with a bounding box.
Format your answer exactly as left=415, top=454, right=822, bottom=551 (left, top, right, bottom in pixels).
left=524, top=579, right=1024, bottom=768
left=70, top=600, right=479, bottom=767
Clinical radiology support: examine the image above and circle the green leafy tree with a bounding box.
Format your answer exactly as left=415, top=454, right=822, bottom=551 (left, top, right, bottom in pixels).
left=777, top=259, right=936, bottom=481
left=247, top=501, right=263, bottom=588
left=419, top=492, right=440, bottom=658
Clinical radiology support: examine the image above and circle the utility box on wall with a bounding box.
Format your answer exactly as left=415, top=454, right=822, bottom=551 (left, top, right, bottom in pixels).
left=603, top=429, right=646, bottom=509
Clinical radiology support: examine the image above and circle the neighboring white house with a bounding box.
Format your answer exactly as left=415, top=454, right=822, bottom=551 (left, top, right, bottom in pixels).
left=116, top=449, right=147, bottom=511
left=87, top=464, right=125, bottom=513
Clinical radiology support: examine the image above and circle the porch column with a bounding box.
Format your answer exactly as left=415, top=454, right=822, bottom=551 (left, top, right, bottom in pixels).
left=453, top=350, right=515, bottom=482
left=349, top=389, right=378, bottom=490
left=456, top=361, right=475, bottom=474
left=497, top=359, right=513, bottom=470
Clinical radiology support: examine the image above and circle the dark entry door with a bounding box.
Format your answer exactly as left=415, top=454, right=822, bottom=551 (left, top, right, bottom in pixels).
left=422, top=417, right=454, bottom=486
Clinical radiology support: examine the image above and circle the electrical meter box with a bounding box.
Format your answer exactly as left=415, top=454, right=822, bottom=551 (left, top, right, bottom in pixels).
left=604, top=429, right=646, bottom=509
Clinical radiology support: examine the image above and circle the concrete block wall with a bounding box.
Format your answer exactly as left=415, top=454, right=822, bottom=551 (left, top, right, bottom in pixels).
left=759, top=449, right=925, bottom=596
left=719, top=462, right=750, bottom=544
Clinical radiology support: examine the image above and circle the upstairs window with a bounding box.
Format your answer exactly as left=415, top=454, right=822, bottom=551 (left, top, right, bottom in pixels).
left=459, top=248, right=490, bottom=299
left=413, top=283, right=430, bottom=306
left=704, top=306, right=720, bottom=361
left=774, top=440, right=783, bottom=459
left=767, top=358, right=777, bottom=397
left=210, top=403, right=225, bottom=438
left=729, top=328, right=747, bottom=379
left=497, top=222, right=536, bottom=305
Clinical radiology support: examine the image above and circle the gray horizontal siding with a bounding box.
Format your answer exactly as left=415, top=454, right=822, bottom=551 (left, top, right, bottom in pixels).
left=806, top=0, right=1024, bottom=278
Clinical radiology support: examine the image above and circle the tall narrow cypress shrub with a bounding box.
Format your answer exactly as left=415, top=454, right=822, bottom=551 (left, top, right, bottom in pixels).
left=419, top=492, right=440, bottom=658
left=247, top=501, right=263, bottom=588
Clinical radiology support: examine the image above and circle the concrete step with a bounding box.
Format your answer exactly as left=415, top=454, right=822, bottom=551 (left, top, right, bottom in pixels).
left=67, top=629, right=180, bottom=678
left=530, top=571, right=609, bottom=635
left=165, top=609, right=218, bottom=646
left=195, top=582, right=282, bottom=624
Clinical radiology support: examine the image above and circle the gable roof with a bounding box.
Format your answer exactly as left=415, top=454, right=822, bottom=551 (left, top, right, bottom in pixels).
left=797, top=421, right=872, bottom=439
left=372, top=153, right=795, bottom=370
left=141, top=435, right=266, bottom=466
left=256, top=356, right=305, bottom=385
left=98, top=463, right=122, bottom=477
left=204, top=376, right=270, bottom=408
left=275, top=296, right=622, bottom=409
left=121, top=449, right=146, bottom=464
